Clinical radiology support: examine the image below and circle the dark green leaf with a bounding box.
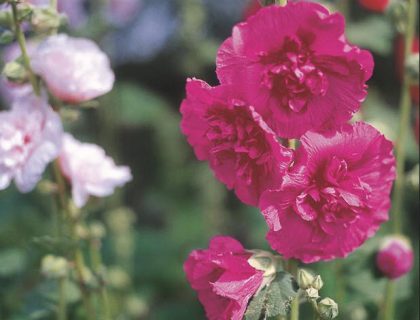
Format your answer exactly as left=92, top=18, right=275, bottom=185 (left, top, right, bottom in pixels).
left=245, top=271, right=299, bottom=320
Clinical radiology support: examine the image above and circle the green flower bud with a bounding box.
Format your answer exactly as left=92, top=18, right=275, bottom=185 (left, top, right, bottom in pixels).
left=41, top=255, right=68, bottom=279
left=305, top=287, right=319, bottom=300
left=318, top=297, right=339, bottom=320
left=312, top=275, right=324, bottom=290
left=90, top=222, right=106, bottom=239
left=31, top=7, right=64, bottom=34
left=297, top=268, right=315, bottom=289
left=2, top=60, right=27, bottom=83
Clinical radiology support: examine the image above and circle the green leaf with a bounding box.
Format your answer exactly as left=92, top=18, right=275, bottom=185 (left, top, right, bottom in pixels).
left=245, top=271, right=299, bottom=320
left=0, top=30, right=14, bottom=44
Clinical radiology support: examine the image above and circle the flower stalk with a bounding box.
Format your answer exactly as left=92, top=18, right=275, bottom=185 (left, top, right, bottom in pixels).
left=10, top=1, right=40, bottom=96
left=58, top=277, right=67, bottom=320
left=384, top=0, right=417, bottom=318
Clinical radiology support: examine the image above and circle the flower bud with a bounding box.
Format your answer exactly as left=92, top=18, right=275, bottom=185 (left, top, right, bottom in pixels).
left=358, top=0, right=390, bottom=13
left=312, top=275, right=324, bottom=290
left=31, top=7, right=64, bottom=34
left=2, top=60, right=27, bottom=83
left=297, top=268, right=315, bottom=289
left=90, top=222, right=106, bottom=239
left=305, top=287, right=319, bottom=300
left=41, top=255, right=68, bottom=279
left=75, top=224, right=89, bottom=240
left=376, top=235, right=414, bottom=279
left=247, top=250, right=278, bottom=277
left=318, top=297, right=339, bottom=320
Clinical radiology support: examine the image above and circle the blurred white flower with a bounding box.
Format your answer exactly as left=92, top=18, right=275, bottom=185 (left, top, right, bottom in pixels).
left=0, top=93, right=63, bottom=192
left=59, top=134, right=132, bottom=208
left=31, top=34, right=115, bottom=104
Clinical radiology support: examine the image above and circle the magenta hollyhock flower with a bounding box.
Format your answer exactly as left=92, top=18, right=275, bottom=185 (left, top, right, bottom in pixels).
left=260, top=122, right=396, bottom=263
left=180, top=78, right=294, bottom=206
left=59, top=134, right=132, bottom=208
left=0, top=93, right=63, bottom=192
left=184, top=236, right=264, bottom=320
left=216, top=2, right=373, bottom=138
left=31, top=34, right=115, bottom=104
left=376, top=236, right=414, bottom=279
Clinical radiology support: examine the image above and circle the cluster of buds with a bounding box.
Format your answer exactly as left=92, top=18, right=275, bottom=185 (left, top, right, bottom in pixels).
left=297, top=269, right=338, bottom=319
left=41, top=255, right=69, bottom=279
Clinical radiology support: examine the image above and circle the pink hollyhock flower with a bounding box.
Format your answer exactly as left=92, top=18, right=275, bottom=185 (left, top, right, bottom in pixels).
left=0, top=93, right=63, bottom=192
left=260, top=122, right=396, bottom=263
left=31, top=34, right=115, bottom=104
left=216, top=2, right=373, bottom=138
left=184, top=236, right=264, bottom=320
left=59, top=134, right=132, bottom=208
left=180, top=79, right=294, bottom=206
left=376, top=235, right=414, bottom=279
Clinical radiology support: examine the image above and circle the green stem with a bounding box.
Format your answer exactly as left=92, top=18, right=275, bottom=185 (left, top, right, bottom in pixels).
left=10, top=1, right=40, bottom=96
left=50, top=0, right=58, bottom=9
left=391, top=0, right=417, bottom=234
left=74, top=248, right=96, bottom=320
left=90, top=240, right=112, bottom=320
left=287, top=260, right=299, bottom=320
left=334, top=261, right=345, bottom=306
left=381, top=281, right=396, bottom=320
left=58, top=277, right=67, bottom=320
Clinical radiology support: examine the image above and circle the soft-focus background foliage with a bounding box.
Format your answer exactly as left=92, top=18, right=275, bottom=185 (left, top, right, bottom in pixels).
left=0, top=0, right=418, bottom=319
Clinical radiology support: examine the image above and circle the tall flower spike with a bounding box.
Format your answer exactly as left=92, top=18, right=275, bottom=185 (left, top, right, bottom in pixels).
left=59, top=134, right=132, bottom=208
left=260, top=122, right=396, bottom=263
left=184, top=236, right=265, bottom=320
left=31, top=34, right=115, bottom=104
left=216, top=2, right=373, bottom=138
left=0, top=93, right=63, bottom=192
left=180, top=78, right=294, bottom=206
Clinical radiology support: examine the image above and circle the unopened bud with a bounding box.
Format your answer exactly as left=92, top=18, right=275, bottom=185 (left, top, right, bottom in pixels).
left=248, top=250, right=278, bottom=277
left=376, top=235, right=414, bottom=279
left=2, top=60, right=27, bottom=83
left=297, top=268, right=315, bottom=289
left=41, top=255, right=68, bottom=279
left=305, top=287, right=319, bottom=300
left=126, top=295, right=149, bottom=318
left=387, top=1, right=408, bottom=33
left=107, top=266, right=130, bottom=289
left=318, top=297, right=339, bottom=320
left=31, top=7, right=64, bottom=34
left=312, top=275, right=324, bottom=290
left=90, top=222, right=106, bottom=239
left=75, top=224, right=89, bottom=240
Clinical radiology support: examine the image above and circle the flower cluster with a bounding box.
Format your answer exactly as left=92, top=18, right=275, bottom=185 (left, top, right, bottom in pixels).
left=1, top=18, right=131, bottom=207
left=182, top=2, right=398, bottom=316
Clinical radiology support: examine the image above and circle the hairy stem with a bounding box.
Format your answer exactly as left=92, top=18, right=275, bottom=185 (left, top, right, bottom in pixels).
left=58, top=277, right=67, bottom=320
left=287, top=259, right=299, bottom=320
left=10, top=1, right=40, bottom=96
left=90, top=240, right=112, bottom=320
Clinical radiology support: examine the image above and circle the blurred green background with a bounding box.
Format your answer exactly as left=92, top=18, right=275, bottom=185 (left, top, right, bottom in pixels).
left=0, top=0, right=418, bottom=319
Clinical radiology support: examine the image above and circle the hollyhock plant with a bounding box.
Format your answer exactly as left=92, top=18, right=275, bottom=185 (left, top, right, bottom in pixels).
left=59, top=133, right=132, bottom=208
left=376, top=235, right=414, bottom=279
left=396, top=36, right=419, bottom=105
left=260, top=122, right=396, bottom=263
left=216, top=2, right=373, bottom=138
left=184, top=236, right=264, bottom=320
left=31, top=34, right=115, bottom=104
left=180, top=78, right=294, bottom=206
left=0, top=93, right=63, bottom=193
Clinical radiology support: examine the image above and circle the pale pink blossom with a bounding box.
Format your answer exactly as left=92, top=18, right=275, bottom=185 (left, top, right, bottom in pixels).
left=59, top=134, right=132, bottom=208
left=31, top=34, right=115, bottom=104
left=0, top=94, right=63, bottom=192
